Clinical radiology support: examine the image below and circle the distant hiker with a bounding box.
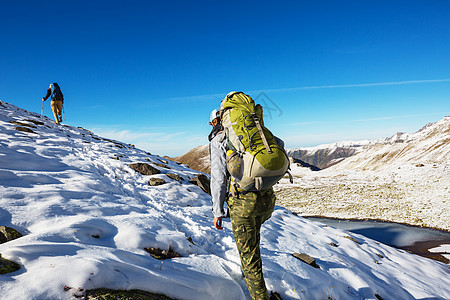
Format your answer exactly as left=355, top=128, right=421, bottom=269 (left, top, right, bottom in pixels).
left=209, top=92, right=289, bottom=300
left=42, top=82, right=64, bottom=124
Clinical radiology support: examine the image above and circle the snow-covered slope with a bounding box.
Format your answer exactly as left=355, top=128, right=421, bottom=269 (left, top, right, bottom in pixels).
left=1, top=100, right=449, bottom=300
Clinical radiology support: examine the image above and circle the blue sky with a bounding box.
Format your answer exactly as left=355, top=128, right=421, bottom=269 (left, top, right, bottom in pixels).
left=1, top=0, right=449, bottom=156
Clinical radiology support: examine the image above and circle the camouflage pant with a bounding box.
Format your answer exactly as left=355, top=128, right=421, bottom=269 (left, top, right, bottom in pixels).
left=227, top=188, right=276, bottom=300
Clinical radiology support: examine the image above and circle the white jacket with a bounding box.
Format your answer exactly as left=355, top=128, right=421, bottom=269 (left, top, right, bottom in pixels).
left=210, top=131, right=228, bottom=218
left=209, top=130, right=285, bottom=218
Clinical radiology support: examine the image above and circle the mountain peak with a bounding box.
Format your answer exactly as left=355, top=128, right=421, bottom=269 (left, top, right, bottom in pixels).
left=288, top=115, right=449, bottom=170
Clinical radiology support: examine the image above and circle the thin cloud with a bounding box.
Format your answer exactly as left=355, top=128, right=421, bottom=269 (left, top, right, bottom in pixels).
left=167, top=78, right=450, bottom=102
left=349, top=112, right=448, bottom=123
left=291, top=121, right=322, bottom=126
left=91, top=129, right=161, bottom=141
left=250, top=78, right=450, bottom=93
left=288, top=112, right=448, bottom=130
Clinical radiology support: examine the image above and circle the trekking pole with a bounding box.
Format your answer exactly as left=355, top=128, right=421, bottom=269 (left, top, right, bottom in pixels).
left=63, top=104, right=66, bottom=123
left=40, top=100, right=44, bottom=118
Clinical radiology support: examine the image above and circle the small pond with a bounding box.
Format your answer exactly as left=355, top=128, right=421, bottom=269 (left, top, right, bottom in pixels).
left=306, top=217, right=450, bottom=264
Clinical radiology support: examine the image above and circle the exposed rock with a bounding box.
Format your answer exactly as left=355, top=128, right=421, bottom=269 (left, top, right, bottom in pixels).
left=344, top=235, right=361, bottom=244
left=103, top=138, right=126, bottom=148
left=78, top=127, right=93, bottom=134
left=144, top=247, right=181, bottom=260
left=14, top=126, right=37, bottom=134
left=0, top=254, right=21, bottom=274
left=292, top=253, right=320, bottom=268
left=189, top=174, right=211, bottom=195
left=186, top=236, right=195, bottom=245
left=163, top=156, right=182, bottom=165
left=0, top=226, right=22, bottom=243
left=24, top=119, right=44, bottom=126
left=128, top=163, right=161, bottom=175
left=85, top=288, right=176, bottom=300
left=149, top=178, right=166, bottom=186
left=166, top=174, right=182, bottom=182
left=154, top=163, right=170, bottom=169
left=9, top=120, right=37, bottom=128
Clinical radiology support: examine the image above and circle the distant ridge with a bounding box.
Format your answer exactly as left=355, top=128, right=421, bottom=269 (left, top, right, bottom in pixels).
left=287, top=115, right=450, bottom=169
left=330, top=115, right=450, bottom=171
left=169, top=144, right=210, bottom=173
left=287, top=146, right=357, bottom=169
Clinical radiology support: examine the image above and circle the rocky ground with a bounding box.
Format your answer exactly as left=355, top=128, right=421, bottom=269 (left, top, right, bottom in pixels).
left=274, top=162, right=449, bottom=231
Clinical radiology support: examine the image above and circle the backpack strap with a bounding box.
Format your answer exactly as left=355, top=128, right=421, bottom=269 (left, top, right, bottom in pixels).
left=252, top=113, right=273, bottom=154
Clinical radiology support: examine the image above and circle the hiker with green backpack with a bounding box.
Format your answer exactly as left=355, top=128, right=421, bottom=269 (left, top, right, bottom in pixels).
left=42, top=82, right=64, bottom=124
left=209, top=92, right=289, bottom=300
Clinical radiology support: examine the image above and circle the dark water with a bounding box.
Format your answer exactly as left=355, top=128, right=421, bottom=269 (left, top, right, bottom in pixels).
left=306, top=217, right=450, bottom=264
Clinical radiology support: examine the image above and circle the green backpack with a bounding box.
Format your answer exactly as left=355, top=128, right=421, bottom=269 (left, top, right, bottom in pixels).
left=219, top=92, right=290, bottom=191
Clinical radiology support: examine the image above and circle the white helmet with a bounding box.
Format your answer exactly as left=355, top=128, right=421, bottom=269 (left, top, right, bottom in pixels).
left=210, top=109, right=219, bottom=123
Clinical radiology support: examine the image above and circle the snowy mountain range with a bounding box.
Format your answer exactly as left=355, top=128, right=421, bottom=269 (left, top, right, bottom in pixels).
left=287, top=116, right=450, bottom=170
left=0, top=100, right=449, bottom=299
left=330, top=116, right=450, bottom=171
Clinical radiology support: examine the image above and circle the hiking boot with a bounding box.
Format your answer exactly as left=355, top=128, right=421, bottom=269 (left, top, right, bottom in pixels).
left=269, top=291, right=282, bottom=300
